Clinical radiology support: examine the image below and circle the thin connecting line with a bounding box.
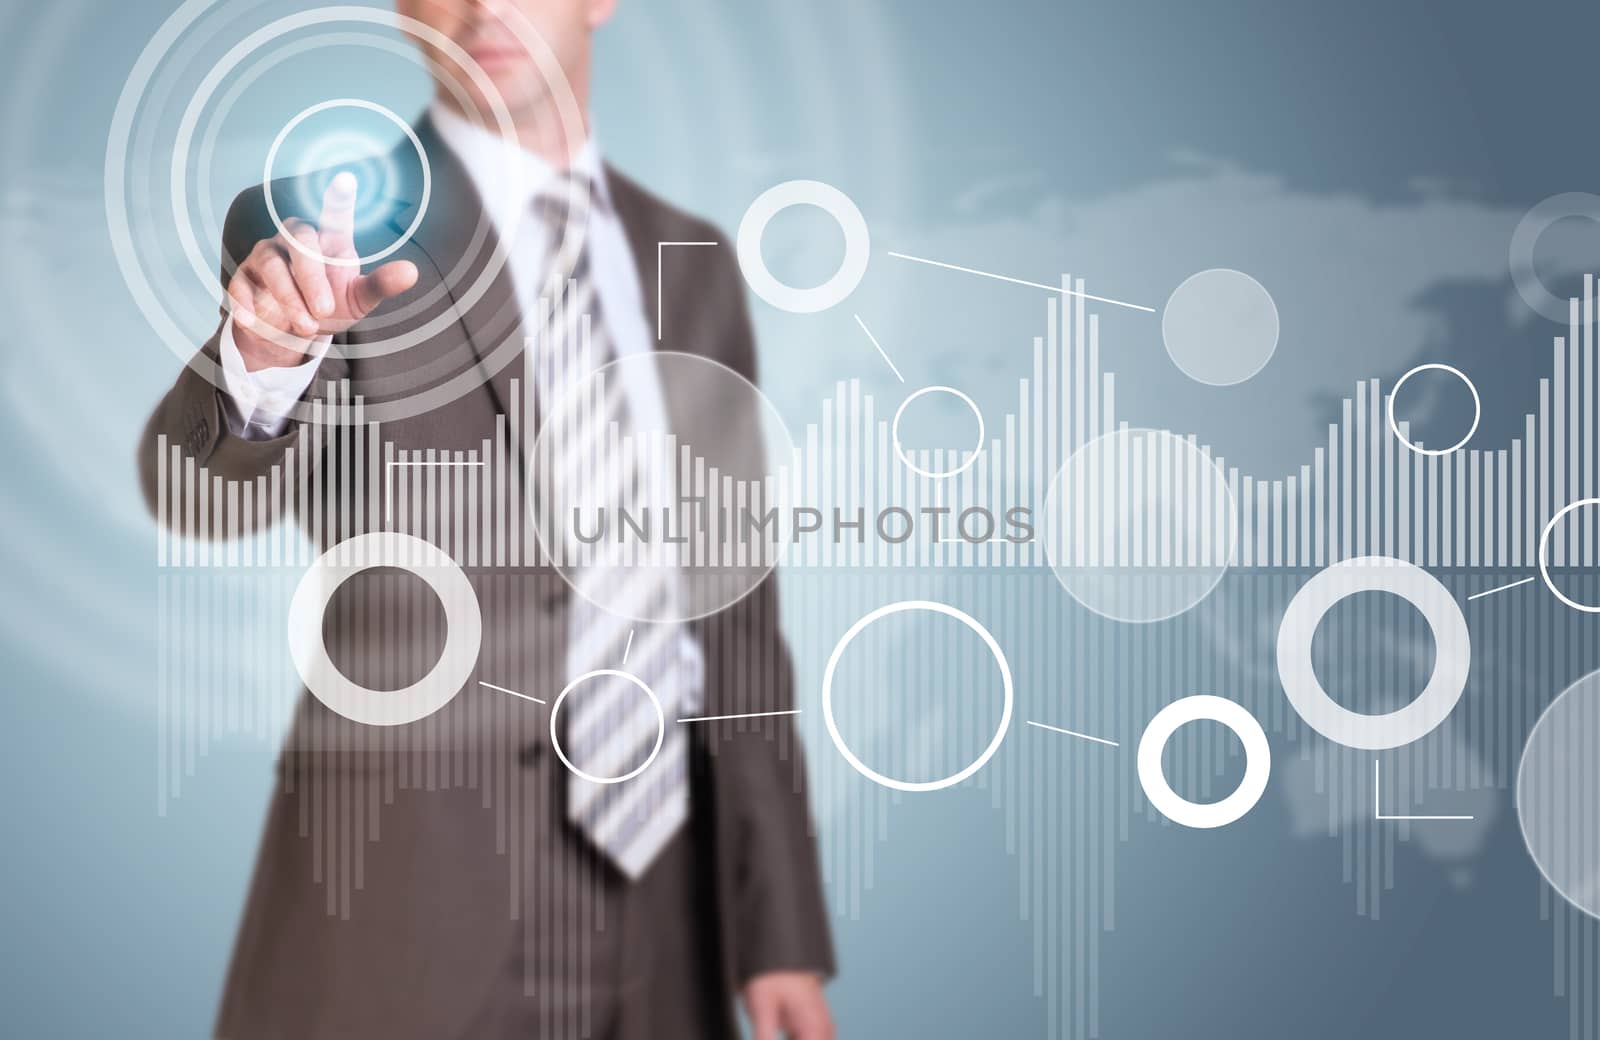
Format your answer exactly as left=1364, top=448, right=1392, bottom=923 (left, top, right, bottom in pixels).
left=679, top=709, right=801, bottom=724
left=479, top=681, right=546, bottom=706
left=621, top=629, right=635, bottom=665
left=656, top=241, right=719, bottom=340
left=1466, top=575, right=1537, bottom=601
left=852, top=314, right=906, bottom=383
left=1025, top=719, right=1120, bottom=747
left=1373, top=759, right=1472, bottom=820
left=385, top=459, right=485, bottom=523
left=887, top=250, right=1156, bottom=313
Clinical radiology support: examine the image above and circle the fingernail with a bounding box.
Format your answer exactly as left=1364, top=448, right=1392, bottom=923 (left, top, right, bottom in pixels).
left=296, top=317, right=316, bottom=335
left=316, top=295, right=333, bottom=315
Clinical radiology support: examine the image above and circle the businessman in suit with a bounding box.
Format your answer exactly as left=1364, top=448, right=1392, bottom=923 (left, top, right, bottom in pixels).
left=137, top=0, right=835, bottom=1036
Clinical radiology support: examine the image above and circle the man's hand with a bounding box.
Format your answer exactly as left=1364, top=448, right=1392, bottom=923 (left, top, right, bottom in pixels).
left=743, top=971, right=834, bottom=1040
left=226, top=171, right=417, bottom=371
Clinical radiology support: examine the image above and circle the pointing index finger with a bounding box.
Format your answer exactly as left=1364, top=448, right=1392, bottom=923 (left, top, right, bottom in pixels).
left=318, top=171, right=358, bottom=259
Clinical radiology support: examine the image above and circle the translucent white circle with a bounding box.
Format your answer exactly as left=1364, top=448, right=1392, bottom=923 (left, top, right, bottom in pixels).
left=1136, top=695, right=1271, bottom=828
left=735, top=179, right=870, bottom=313
left=1509, top=192, right=1600, bottom=322
left=262, top=98, right=430, bottom=268
left=1538, top=497, right=1600, bottom=613
left=1386, top=363, right=1481, bottom=457
left=821, top=601, right=1014, bottom=793
left=1276, top=556, right=1470, bottom=750
left=286, top=532, right=481, bottom=727
left=1517, top=667, right=1600, bottom=919
left=548, top=670, right=665, bottom=785
left=1161, top=268, right=1280, bottom=386
left=891, top=385, right=985, bottom=479
left=1041, top=428, right=1238, bottom=624
left=527, top=351, right=796, bottom=623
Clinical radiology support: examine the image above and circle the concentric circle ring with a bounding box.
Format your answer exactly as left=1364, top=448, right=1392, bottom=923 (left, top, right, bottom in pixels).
left=261, top=98, right=431, bottom=268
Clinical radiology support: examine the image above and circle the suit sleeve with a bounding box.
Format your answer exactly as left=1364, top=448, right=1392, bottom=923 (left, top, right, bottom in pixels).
left=136, top=186, right=344, bottom=536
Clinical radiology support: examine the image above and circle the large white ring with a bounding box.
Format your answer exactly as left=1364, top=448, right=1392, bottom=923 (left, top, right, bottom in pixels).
left=1386, top=363, right=1480, bottom=457
left=1136, top=695, right=1270, bottom=829
left=1538, top=497, right=1600, bottom=613
left=548, top=670, right=666, bottom=785
left=821, top=601, right=1013, bottom=792
left=1276, top=556, right=1470, bottom=749
left=736, top=179, right=870, bottom=313
left=261, top=97, right=431, bottom=268
left=286, top=532, right=481, bottom=727
left=891, top=385, right=985, bottom=479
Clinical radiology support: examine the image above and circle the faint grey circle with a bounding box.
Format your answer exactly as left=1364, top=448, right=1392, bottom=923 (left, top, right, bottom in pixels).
left=262, top=98, right=430, bottom=268
left=1538, top=497, right=1600, bottom=613
left=891, top=385, right=984, bottom=479
left=1517, top=667, right=1600, bottom=919
left=286, top=532, right=481, bottom=727
left=735, top=179, right=869, bottom=313
left=1136, top=695, right=1271, bottom=829
left=821, top=600, right=1014, bottom=793
left=1510, top=192, right=1600, bottom=322
left=1161, top=268, right=1280, bottom=385
left=1386, top=363, right=1480, bottom=457
left=527, top=351, right=796, bottom=622
left=548, top=670, right=664, bottom=785
left=1276, top=556, right=1470, bottom=750
left=1041, top=428, right=1237, bottom=623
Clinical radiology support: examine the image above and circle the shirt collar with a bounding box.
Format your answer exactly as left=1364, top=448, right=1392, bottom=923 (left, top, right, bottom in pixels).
left=427, top=100, right=609, bottom=243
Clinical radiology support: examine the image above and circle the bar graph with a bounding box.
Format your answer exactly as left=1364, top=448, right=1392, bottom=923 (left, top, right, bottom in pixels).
left=153, top=274, right=1600, bottom=580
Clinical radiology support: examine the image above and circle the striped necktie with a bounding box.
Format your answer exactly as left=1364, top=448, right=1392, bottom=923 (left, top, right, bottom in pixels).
left=531, top=171, right=691, bottom=880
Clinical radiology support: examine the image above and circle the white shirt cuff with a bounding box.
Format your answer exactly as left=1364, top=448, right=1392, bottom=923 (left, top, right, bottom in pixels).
left=218, top=319, right=329, bottom=440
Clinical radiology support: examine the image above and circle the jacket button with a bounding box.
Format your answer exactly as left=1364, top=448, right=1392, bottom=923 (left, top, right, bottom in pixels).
left=517, top=744, right=541, bottom=767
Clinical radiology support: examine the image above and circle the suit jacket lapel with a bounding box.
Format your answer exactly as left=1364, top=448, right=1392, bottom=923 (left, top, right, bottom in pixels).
left=374, top=124, right=687, bottom=462
left=385, top=114, right=524, bottom=429
left=604, top=166, right=665, bottom=353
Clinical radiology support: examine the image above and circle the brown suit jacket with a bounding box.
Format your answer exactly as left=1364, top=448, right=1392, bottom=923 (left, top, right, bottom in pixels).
left=138, top=114, right=834, bottom=1038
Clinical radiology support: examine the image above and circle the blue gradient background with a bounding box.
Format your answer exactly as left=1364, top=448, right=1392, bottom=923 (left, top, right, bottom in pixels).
left=3, top=1, right=1599, bottom=1036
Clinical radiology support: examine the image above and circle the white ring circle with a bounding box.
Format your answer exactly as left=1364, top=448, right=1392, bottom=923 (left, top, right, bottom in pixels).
left=1538, top=497, right=1600, bottom=613
left=735, top=179, right=869, bottom=313
left=1387, top=363, right=1481, bottom=457
left=262, top=97, right=431, bottom=268
left=1509, top=192, right=1600, bottom=323
left=1136, top=695, right=1271, bottom=829
left=548, top=670, right=665, bottom=785
left=821, top=600, right=1013, bottom=792
left=891, top=385, right=985, bottom=479
left=1276, top=556, right=1471, bottom=750
left=286, top=532, right=481, bottom=727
